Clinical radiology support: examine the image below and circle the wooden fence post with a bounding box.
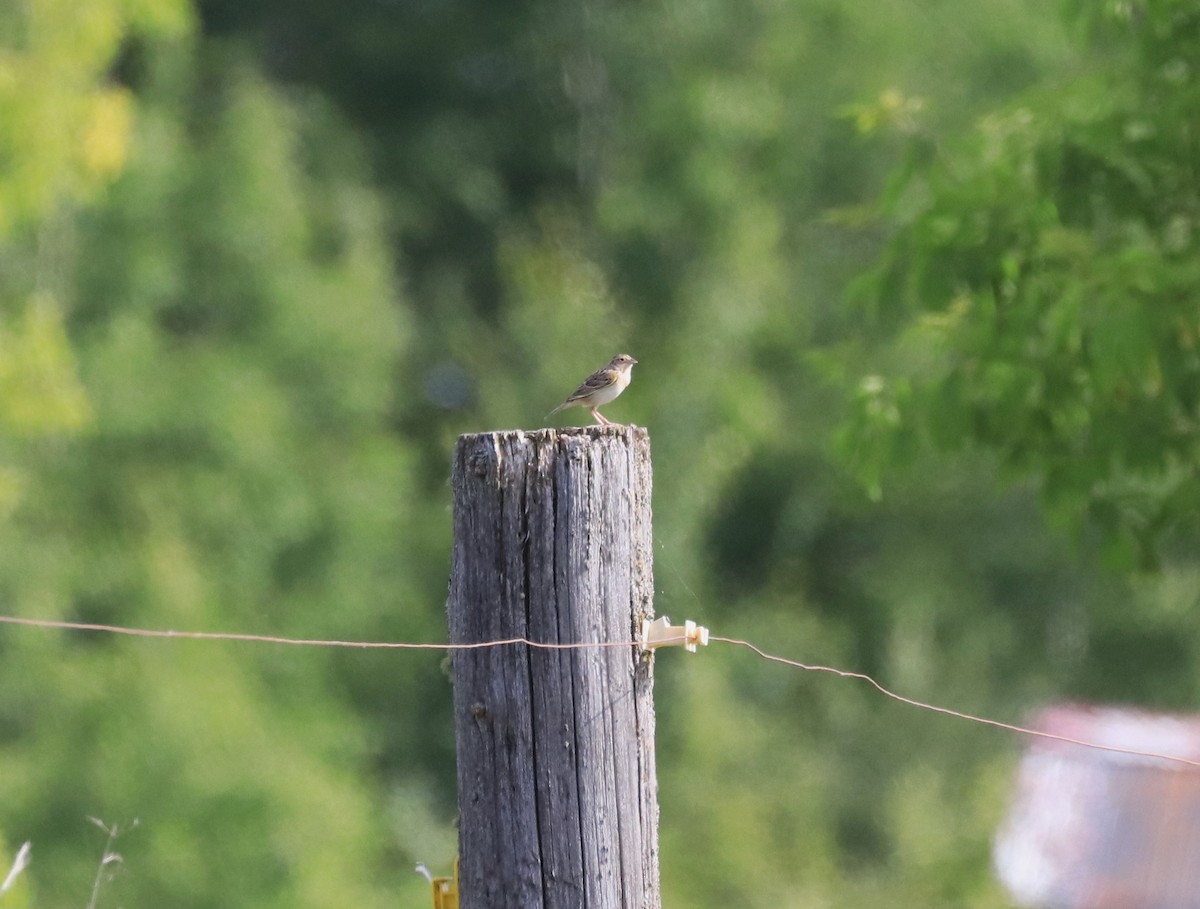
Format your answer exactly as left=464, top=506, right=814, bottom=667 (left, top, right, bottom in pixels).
left=448, top=425, right=660, bottom=909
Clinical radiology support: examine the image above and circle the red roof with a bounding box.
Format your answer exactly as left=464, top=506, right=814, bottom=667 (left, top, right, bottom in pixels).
left=994, top=704, right=1200, bottom=909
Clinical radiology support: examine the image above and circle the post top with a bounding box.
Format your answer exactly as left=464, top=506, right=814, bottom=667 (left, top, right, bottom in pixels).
left=456, top=424, right=649, bottom=446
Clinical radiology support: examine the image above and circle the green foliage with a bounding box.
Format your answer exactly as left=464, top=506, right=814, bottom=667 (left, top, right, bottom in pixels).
left=846, top=0, right=1200, bottom=563
left=3, top=0, right=1195, bottom=906
left=0, top=34, right=442, bottom=908
left=0, top=0, right=191, bottom=237
left=0, top=0, right=191, bottom=520
left=0, top=299, right=92, bottom=436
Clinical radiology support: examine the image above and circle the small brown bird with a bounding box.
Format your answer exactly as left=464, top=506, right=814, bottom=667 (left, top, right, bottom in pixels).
left=547, top=354, right=638, bottom=425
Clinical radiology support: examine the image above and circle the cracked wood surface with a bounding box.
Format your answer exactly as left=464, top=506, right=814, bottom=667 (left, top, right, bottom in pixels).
left=449, top=426, right=659, bottom=909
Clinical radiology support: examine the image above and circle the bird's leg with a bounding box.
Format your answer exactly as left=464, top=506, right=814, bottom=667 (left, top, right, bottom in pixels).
left=590, top=408, right=611, bottom=426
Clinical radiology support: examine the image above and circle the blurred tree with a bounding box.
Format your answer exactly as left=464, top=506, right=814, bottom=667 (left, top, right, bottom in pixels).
left=0, top=0, right=191, bottom=235
left=0, top=32, right=446, bottom=908
left=195, top=0, right=582, bottom=316
left=0, top=0, right=191, bottom=516
left=844, top=0, right=1200, bottom=567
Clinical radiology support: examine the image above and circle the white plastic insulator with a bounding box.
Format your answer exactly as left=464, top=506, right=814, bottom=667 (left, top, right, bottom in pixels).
left=639, top=616, right=709, bottom=654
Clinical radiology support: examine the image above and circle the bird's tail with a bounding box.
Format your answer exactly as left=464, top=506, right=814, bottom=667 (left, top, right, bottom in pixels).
left=544, top=402, right=568, bottom=420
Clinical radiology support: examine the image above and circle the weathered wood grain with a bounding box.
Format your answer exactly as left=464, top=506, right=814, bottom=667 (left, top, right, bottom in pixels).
left=448, top=425, right=659, bottom=909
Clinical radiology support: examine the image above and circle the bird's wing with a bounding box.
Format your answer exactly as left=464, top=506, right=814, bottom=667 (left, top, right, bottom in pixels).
left=566, top=368, right=617, bottom=401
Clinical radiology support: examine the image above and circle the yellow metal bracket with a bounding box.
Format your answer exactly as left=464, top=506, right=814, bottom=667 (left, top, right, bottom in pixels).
left=417, top=858, right=458, bottom=909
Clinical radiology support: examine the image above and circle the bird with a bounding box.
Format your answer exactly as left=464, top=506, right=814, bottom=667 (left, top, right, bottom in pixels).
left=546, top=354, right=638, bottom=426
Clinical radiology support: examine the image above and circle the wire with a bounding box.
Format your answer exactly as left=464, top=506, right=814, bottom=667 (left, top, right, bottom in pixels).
left=713, top=634, right=1200, bottom=769
left=1, top=613, right=1197, bottom=768
left=0, top=615, right=636, bottom=650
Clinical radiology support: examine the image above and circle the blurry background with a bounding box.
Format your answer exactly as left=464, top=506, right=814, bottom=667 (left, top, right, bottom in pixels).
left=1, top=0, right=1197, bottom=905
